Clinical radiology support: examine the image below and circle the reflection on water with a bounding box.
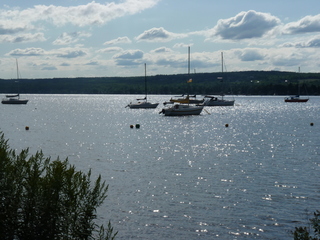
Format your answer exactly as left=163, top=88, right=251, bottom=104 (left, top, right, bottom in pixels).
left=1, top=95, right=319, bottom=239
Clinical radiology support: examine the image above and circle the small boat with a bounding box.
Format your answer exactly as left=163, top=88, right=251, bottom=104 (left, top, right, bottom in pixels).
left=163, top=46, right=204, bottom=106
left=203, top=52, right=234, bottom=107
left=126, top=63, right=159, bottom=108
left=126, top=63, right=159, bottom=109
left=202, top=95, right=235, bottom=106
left=167, top=94, right=204, bottom=105
left=161, top=47, right=204, bottom=116
left=164, top=47, right=204, bottom=106
left=1, top=59, right=28, bottom=105
left=284, top=95, right=309, bottom=103
left=1, top=94, right=28, bottom=104
left=159, top=104, right=203, bottom=116
left=126, top=97, right=159, bottom=108
left=284, top=67, right=309, bottom=103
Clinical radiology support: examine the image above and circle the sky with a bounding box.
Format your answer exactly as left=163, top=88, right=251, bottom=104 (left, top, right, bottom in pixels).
left=1, top=0, right=320, bottom=79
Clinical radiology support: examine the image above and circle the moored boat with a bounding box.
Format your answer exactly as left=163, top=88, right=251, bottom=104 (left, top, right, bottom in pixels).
left=127, top=98, right=159, bottom=108
left=159, top=104, right=203, bottom=116
left=202, top=52, right=234, bottom=107
left=1, top=94, right=28, bottom=104
left=284, top=67, right=309, bottom=103
left=126, top=63, right=159, bottom=109
left=168, top=94, right=204, bottom=105
left=202, top=95, right=234, bottom=106
left=1, top=59, right=28, bottom=105
left=284, top=95, right=309, bottom=102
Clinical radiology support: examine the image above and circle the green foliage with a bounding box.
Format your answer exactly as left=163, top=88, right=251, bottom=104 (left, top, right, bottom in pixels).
left=293, top=211, right=320, bottom=240
left=0, top=132, right=117, bottom=240
left=1, top=70, right=320, bottom=95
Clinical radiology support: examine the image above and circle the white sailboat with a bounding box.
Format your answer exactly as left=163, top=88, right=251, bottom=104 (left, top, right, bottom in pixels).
left=1, top=59, right=28, bottom=105
left=126, top=63, right=159, bottom=109
left=202, top=52, right=234, bottom=106
left=164, top=46, right=204, bottom=106
left=159, top=103, right=203, bottom=116
left=284, top=67, right=309, bottom=103
left=160, top=46, right=204, bottom=116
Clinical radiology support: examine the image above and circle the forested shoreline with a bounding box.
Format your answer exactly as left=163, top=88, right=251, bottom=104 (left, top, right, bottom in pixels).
left=1, top=70, right=320, bottom=95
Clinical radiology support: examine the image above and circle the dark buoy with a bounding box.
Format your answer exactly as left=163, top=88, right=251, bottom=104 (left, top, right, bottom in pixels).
left=310, top=122, right=314, bottom=126
left=225, top=124, right=229, bottom=128
left=130, top=125, right=134, bottom=129
left=135, top=124, right=140, bottom=129
left=25, top=126, right=29, bottom=130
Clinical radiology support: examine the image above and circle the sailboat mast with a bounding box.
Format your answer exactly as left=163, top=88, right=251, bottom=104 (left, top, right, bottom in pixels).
left=188, top=46, right=191, bottom=93
left=298, top=66, right=301, bottom=95
left=16, top=58, right=19, bottom=79
left=144, top=63, right=147, bottom=100
left=144, top=63, right=148, bottom=101
left=188, top=46, right=190, bottom=75
left=16, top=58, right=21, bottom=97
left=221, top=52, right=223, bottom=73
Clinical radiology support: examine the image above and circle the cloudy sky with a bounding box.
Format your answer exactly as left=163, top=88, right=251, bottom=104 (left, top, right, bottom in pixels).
left=1, top=0, right=320, bottom=79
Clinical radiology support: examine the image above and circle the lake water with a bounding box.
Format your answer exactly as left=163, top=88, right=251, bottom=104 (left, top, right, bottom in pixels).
left=1, top=94, right=319, bottom=239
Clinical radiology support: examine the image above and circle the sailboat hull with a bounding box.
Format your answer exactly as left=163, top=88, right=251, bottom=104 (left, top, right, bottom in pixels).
left=170, top=98, right=204, bottom=104
left=127, top=102, right=159, bottom=108
left=126, top=63, right=158, bottom=109
left=2, top=60, right=29, bottom=105
left=2, top=99, right=28, bottom=104
left=160, top=104, right=203, bottom=116
left=203, top=98, right=234, bottom=106
left=284, top=98, right=308, bottom=103
left=284, top=95, right=309, bottom=102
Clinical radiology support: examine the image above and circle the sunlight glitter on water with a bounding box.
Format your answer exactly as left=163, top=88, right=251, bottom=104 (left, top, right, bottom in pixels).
left=1, top=95, right=320, bottom=239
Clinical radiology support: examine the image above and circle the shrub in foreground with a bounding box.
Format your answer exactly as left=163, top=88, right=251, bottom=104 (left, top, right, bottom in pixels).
left=0, top=132, right=117, bottom=240
left=293, top=211, right=320, bottom=240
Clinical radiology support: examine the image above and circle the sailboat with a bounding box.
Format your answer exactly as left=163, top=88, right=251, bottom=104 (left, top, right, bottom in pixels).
left=202, top=52, right=234, bottom=106
left=164, top=46, right=204, bottom=106
left=1, top=59, right=28, bottom=105
left=160, top=46, right=204, bottom=116
left=167, top=94, right=204, bottom=105
left=284, top=67, right=309, bottom=103
left=126, top=63, right=159, bottom=109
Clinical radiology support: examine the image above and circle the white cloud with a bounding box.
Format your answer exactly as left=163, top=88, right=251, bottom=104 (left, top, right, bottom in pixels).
left=0, top=32, right=46, bottom=43
left=283, top=14, right=320, bottom=35
left=7, top=47, right=46, bottom=56
left=270, top=55, right=303, bottom=67
left=173, top=43, right=193, bottom=48
left=6, top=46, right=89, bottom=59
left=85, top=61, right=99, bottom=66
left=60, top=62, right=70, bottom=67
left=136, top=27, right=187, bottom=42
left=103, top=36, right=132, bottom=45
left=113, top=49, right=144, bottom=66
left=97, top=47, right=123, bottom=53
left=2, top=0, right=160, bottom=27
left=41, top=66, right=57, bottom=71
left=114, top=49, right=143, bottom=59
left=210, top=10, right=280, bottom=40
left=0, top=21, right=28, bottom=35
left=235, top=49, right=265, bottom=61
left=150, top=47, right=172, bottom=53
left=53, top=31, right=91, bottom=45
left=56, top=49, right=87, bottom=58
left=280, top=33, right=320, bottom=48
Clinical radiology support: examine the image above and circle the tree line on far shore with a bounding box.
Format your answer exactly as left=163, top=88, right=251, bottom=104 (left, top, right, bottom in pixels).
left=1, top=70, right=320, bottom=95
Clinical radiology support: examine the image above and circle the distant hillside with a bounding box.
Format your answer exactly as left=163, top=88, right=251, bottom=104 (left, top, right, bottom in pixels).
left=1, top=70, right=320, bottom=95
